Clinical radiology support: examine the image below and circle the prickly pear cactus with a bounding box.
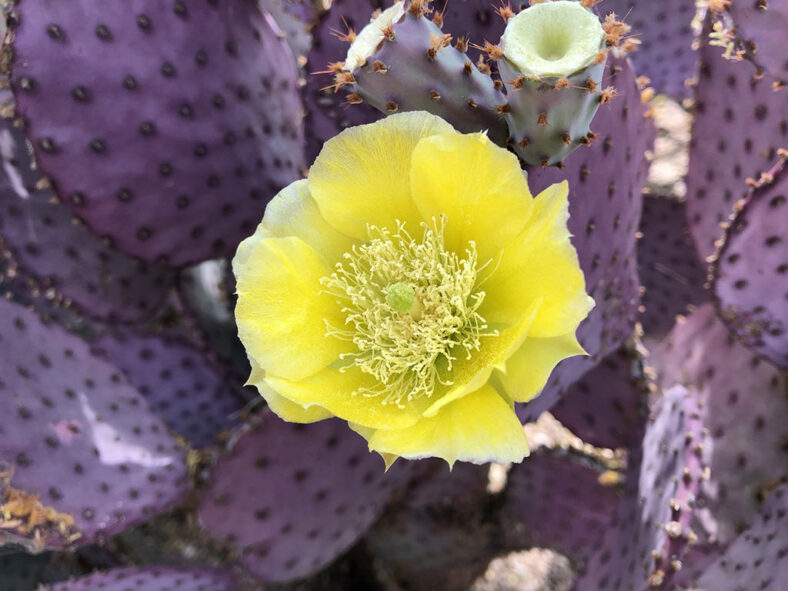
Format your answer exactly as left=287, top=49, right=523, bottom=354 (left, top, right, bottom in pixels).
left=5, top=0, right=304, bottom=265
left=0, top=298, right=188, bottom=551
left=338, top=0, right=508, bottom=143
left=637, top=195, right=708, bottom=341
left=197, top=410, right=417, bottom=582
left=652, top=303, right=788, bottom=544
left=0, top=114, right=175, bottom=323
left=46, top=566, right=240, bottom=591
left=0, top=0, right=784, bottom=586
left=711, top=157, right=788, bottom=369
left=685, top=16, right=786, bottom=260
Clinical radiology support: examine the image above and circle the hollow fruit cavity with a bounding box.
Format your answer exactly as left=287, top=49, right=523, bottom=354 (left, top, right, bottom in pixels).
left=345, top=1, right=406, bottom=71
left=501, top=0, right=604, bottom=78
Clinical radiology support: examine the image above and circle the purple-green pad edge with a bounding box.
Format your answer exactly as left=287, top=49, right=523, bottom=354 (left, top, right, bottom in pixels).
left=0, top=298, right=188, bottom=551
left=7, top=0, right=304, bottom=266
left=197, top=410, right=417, bottom=582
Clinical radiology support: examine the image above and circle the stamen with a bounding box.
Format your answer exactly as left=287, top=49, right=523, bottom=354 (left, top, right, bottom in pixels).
left=320, top=219, right=498, bottom=406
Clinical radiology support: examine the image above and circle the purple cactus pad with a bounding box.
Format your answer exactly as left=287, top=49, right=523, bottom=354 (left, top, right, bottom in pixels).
left=47, top=566, right=240, bottom=591
left=197, top=411, right=416, bottom=582
left=501, top=451, right=621, bottom=564
left=93, top=331, right=246, bottom=448
left=575, top=385, right=711, bottom=590
left=652, top=303, right=788, bottom=544
left=0, top=118, right=175, bottom=324
left=685, top=19, right=787, bottom=260
left=712, top=158, right=788, bottom=369
left=727, top=0, right=788, bottom=82
left=599, top=0, right=698, bottom=99
left=8, top=0, right=304, bottom=265
left=551, top=342, right=650, bottom=449
left=694, top=485, right=788, bottom=590
left=0, top=299, right=188, bottom=551
left=637, top=196, right=709, bottom=341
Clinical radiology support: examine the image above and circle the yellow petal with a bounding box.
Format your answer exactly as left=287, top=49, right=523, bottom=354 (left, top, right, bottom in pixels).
left=309, top=112, right=455, bottom=240
left=256, top=179, right=356, bottom=266
left=482, top=181, right=594, bottom=337
left=410, top=132, right=533, bottom=264
left=246, top=360, right=333, bottom=423
left=497, top=332, right=588, bottom=403
left=234, top=235, right=350, bottom=381
left=264, top=365, right=429, bottom=431
left=367, top=384, right=529, bottom=467
left=423, top=298, right=542, bottom=418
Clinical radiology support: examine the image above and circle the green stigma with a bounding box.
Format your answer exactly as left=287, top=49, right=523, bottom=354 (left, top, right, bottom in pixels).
left=385, top=282, right=416, bottom=313
left=320, top=219, right=498, bottom=407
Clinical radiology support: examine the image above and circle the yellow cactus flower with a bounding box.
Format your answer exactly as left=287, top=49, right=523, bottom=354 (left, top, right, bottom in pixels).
left=233, top=112, right=594, bottom=466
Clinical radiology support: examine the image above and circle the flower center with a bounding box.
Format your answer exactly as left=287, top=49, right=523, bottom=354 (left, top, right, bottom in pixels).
left=321, top=219, right=497, bottom=406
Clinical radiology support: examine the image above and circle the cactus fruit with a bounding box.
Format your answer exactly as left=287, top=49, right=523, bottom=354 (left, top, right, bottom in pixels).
left=0, top=298, right=188, bottom=551
left=686, top=17, right=787, bottom=260
left=694, top=485, right=788, bottom=590
left=551, top=341, right=650, bottom=449
left=711, top=158, right=788, bottom=369
left=197, top=411, right=416, bottom=582
left=518, top=54, right=654, bottom=422
left=653, top=303, right=788, bottom=544
left=601, top=0, right=698, bottom=99
left=0, top=115, right=175, bottom=324
left=334, top=0, right=508, bottom=143
left=47, top=566, right=240, bottom=591
left=93, top=331, right=246, bottom=447
left=5, top=0, right=304, bottom=265
left=637, top=196, right=709, bottom=341
left=497, top=0, right=608, bottom=166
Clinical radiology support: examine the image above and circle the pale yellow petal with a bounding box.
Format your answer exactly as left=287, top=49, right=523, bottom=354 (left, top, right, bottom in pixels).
left=256, top=179, right=356, bottom=266
left=234, top=236, right=350, bottom=381
left=482, top=181, right=594, bottom=337
left=246, top=359, right=333, bottom=423
left=309, top=112, right=455, bottom=240
left=423, top=298, right=542, bottom=418
left=497, top=332, right=587, bottom=403
left=264, top=365, right=430, bottom=430
left=410, top=132, right=533, bottom=264
left=367, top=384, right=529, bottom=466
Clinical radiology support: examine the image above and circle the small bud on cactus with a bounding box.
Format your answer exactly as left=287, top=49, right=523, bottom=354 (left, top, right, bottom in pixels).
left=498, top=0, right=608, bottom=165
left=337, top=0, right=508, bottom=144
